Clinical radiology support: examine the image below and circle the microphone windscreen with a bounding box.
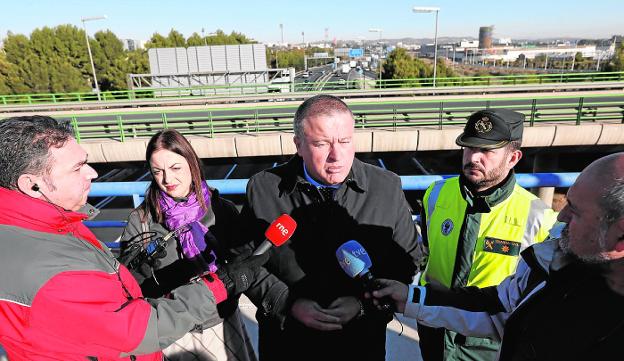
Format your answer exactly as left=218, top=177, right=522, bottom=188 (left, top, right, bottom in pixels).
left=336, top=240, right=372, bottom=278
left=264, top=214, right=297, bottom=246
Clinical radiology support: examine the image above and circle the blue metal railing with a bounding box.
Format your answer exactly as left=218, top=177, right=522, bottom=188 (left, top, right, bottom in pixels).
left=91, top=172, right=576, bottom=245
left=89, top=173, right=578, bottom=200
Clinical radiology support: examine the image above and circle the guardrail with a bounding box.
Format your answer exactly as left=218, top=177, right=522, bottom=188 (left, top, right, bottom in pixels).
left=55, top=93, right=624, bottom=143
left=1, top=71, right=623, bottom=107
left=89, top=173, right=577, bottom=248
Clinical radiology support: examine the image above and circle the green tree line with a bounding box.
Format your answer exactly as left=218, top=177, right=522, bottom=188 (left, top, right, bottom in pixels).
left=0, top=26, right=255, bottom=95
left=266, top=47, right=334, bottom=70
left=381, top=48, right=455, bottom=86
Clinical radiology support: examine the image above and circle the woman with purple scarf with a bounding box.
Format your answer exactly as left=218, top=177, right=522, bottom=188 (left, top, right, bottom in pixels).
left=120, top=129, right=257, bottom=361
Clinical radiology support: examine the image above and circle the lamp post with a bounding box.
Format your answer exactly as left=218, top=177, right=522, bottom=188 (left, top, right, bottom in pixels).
left=413, top=6, right=440, bottom=87
left=368, top=28, right=383, bottom=82
left=81, top=15, right=106, bottom=101
left=201, top=28, right=208, bottom=46
left=280, top=23, right=284, bottom=46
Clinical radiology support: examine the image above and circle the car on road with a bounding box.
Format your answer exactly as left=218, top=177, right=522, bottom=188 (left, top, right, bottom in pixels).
left=302, top=71, right=310, bottom=78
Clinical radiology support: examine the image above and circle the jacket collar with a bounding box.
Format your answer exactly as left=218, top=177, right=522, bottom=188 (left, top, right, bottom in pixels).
left=459, top=170, right=516, bottom=212
left=0, top=187, right=101, bottom=248
left=279, top=155, right=367, bottom=195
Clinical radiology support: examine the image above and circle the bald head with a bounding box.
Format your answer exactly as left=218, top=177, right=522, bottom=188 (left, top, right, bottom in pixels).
left=581, top=153, right=624, bottom=225
left=582, top=152, right=624, bottom=181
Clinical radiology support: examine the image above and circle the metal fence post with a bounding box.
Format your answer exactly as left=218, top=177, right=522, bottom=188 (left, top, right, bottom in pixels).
left=255, top=110, right=259, bottom=133
left=116, top=115, right=125, bottom=142
left=393, top=105, right=397, bottom=131
left=162, top=113, right=168, bottom=129
left=438, top=101, right=444, bottom=130
left=71, top=116, right=81, bottom=143
left=576, top=97, right=584, bottom=125
left=530, top=99, right=537, bottom=126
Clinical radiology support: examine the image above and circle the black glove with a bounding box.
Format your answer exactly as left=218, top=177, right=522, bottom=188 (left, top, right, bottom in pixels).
left=118, top=236, right=168, bottom=282
left=214, top=252, right=270, bottom=296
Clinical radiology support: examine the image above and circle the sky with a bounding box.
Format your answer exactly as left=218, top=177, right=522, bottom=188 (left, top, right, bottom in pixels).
left=1, top=0, right=622, bottom=43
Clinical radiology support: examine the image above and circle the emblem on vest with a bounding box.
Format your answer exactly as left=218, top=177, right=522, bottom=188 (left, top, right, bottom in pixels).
left=483, top=237, right=521, bottom=256
left=475, top=116, right=493, bottom=133
left=441, top=219, right=454, bottom=236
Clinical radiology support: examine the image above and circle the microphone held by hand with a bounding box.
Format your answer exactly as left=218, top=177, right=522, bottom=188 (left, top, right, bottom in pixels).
left=336, top=240, right=395, bottom=314
left=252, top=214, right=297, bottom=255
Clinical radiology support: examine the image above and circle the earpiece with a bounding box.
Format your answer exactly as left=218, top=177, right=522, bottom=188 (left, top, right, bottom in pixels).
left=31, top=184, right=40, bottom=192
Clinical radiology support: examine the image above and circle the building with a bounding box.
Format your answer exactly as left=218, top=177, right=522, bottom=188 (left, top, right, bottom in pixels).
left=121, top=39, right=144, bottom=51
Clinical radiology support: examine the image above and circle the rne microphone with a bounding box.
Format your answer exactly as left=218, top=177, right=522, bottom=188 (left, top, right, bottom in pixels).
left=252, top=214, right=297, bottom=255
left=336, top=240, right=394, bottom=313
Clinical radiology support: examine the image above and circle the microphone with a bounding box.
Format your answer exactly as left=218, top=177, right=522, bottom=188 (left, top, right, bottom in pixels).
left=336, top=240, right=394, bottom=313
left=252, top=214, right=297, bottom=255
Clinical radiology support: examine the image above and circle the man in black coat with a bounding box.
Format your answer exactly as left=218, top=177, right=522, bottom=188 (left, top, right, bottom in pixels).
left=239, top=94, right=422, bottom=361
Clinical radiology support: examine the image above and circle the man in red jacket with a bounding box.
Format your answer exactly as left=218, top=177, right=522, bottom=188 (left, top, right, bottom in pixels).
left=0, top=115, right=267, bottom=361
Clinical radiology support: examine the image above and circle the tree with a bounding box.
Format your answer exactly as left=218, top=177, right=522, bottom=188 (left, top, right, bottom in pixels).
left=605, top=44, right=624, bottom=71
left=382, top=48, right=428, bottom=86
left=145, top=33, right=170, bottom=48
left=0, top=51, right=24, bottom=94
left=92, top=30, right=127, bottom=91
left=186, top=32, right=205, bottom=47
left=166, top=29, right=187, bottom=47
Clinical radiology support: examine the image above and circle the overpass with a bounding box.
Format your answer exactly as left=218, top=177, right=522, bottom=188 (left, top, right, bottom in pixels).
left=3, top=91, right=619, bottom=163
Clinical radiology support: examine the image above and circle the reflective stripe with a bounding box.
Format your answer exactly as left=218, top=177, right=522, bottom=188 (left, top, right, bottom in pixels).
left=522, top=198, right=548, bottom=250
left=426, top=180, right=445, bottom=230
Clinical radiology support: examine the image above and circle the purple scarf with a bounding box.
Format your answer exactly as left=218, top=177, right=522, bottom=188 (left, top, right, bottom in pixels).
left=158, top=182, right=217, bottom=272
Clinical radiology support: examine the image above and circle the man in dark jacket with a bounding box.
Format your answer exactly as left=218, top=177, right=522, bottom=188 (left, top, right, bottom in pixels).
left=373, top=152, right=624, bottom=361
left=239, top=95, right=421, bottom=361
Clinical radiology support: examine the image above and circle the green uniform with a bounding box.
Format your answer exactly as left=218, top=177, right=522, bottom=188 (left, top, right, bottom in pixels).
left=419, top=173, right=557, bottom=361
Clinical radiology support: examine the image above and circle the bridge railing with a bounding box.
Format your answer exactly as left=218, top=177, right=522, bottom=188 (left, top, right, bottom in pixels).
left=89, top=173, right=577, bottom=248
left=1, top=71, right=623, bottom=107
left=56, top=93, right=624, bottom=142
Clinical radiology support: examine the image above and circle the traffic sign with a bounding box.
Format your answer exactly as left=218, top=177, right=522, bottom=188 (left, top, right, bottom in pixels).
left=349, top=48, right=364, bottom=57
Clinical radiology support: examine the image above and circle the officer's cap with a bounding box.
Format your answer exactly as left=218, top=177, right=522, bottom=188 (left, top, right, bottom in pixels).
left=455, top=109, right=524, bottom=149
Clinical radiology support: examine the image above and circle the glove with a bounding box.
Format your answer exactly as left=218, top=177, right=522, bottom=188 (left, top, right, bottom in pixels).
left=118, top=237, right=168, bottom=282
left=214, top=252, right=270, bottom=296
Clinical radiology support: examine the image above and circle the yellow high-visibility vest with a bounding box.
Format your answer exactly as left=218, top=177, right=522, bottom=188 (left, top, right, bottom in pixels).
left=421, top=177, right=557, bottom=289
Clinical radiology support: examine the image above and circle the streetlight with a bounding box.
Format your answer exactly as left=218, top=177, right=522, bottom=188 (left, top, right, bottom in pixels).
left=368, top=28, right=383, bottom=82
left=201, top=28, right=208, bottom=46
left=413, top=6, right=440, bottom=87
left=81, top=15, right=106, bottom=101
left=280, top=23, right=284, bottom=46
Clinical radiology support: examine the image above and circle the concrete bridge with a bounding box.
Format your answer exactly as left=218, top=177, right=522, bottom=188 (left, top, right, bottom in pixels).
left=80, top=120, right=624, bottom=163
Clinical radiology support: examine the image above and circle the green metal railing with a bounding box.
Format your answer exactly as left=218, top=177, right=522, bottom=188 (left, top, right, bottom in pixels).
left=1, top=71, right=623, bottom=107
left=43, top=93, right=624, bottom=143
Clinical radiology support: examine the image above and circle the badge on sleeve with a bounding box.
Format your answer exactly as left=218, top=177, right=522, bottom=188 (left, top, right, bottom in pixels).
left=441, top=219, right=454, bottom=236
left=483, top=237, right=521, bottom=256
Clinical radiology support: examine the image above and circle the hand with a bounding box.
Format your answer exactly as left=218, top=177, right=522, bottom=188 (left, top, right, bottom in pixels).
left=325, top=296, right=361, bottom=324
left=215, top=252, right=270, bottom=296
left=118, top=238, right=168, bottom=281
left=366, top=279, right=408, bottom=314
left=290, top=298, right=342, bottom=331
